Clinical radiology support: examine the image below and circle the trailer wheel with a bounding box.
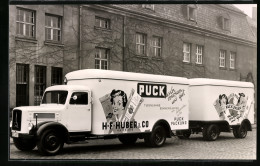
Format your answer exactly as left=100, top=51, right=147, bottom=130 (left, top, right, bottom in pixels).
left=177, top=130, right=191, bottom=139
left=118, top=135, right=138, bottom=145
left=13, top=138, right=36, bottom=151
left=233, top=124, right=247, bottom=138
left=203, top=124, right=220, bottom=141
left=37, top=129, right=64, bottom=155
left=144, top=125, right=166, bottom=147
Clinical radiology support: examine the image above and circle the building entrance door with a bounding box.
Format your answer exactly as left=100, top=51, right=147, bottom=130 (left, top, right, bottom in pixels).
left=16, top=64, right=29, bottom=107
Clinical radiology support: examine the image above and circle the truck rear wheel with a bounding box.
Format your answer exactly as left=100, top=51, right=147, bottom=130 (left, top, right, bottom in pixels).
left=144, top=125, right=166, bottom=147
left=118, top=135, right=138, bottom=145
left=13, top=138, right=36, bottom=151
left=37, top=129, right=64, bottom=155
left=233, top=124, right=247, bottom=138
left=203, top=124, right=220, bottom=141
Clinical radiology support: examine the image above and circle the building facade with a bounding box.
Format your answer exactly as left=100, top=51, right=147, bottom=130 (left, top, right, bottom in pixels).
left=9, top=4, right=257, bottom=114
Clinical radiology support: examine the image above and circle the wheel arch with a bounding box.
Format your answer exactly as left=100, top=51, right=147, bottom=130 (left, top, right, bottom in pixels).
left=153, top=119, right=171, bottom=138
left=36, top=121, right=69, bottom=143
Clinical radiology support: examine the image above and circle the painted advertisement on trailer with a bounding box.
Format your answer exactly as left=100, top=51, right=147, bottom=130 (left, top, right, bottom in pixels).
left=96, top=81, right=189, bottom=135
left=213, top=92, right=253, bottom=125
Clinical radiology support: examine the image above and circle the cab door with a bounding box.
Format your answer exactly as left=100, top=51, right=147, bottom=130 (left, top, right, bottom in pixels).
left=66, top=91, right=92, bottom=132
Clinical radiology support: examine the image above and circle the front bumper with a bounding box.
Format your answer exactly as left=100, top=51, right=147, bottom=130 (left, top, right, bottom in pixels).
left=11, top=131, right=35, bottom=139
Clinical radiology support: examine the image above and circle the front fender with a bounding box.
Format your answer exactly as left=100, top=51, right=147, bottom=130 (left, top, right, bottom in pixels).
left=36, top=121, right=69, bottom=142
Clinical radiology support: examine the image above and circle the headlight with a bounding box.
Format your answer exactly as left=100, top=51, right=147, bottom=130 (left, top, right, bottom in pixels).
left=10, top=121, right=12, bottom=128
left=28, top=122, right=34, bottom=131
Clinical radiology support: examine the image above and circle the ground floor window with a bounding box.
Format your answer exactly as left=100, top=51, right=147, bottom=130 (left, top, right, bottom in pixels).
left=95, top=48, right=109, bottom=70
left=16, top=64, right=29, bottom=106
left=34, top=65, right=46, bottom=105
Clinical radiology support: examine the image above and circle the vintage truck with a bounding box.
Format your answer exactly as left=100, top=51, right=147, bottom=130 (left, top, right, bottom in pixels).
left=10, top=69, right=189, bottom=155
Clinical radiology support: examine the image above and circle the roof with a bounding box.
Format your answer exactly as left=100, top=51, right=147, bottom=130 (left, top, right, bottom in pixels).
left=189, top=78, right=254, bottom=88
left=65, top=69, right=189, bottom=84
left=45, top=85, right=90, bottom=91
left=111, top=4, right=256, bottom=43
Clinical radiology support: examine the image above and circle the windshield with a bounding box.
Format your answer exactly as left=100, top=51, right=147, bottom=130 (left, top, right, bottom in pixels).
left=42, top=91, right=68, bottom=104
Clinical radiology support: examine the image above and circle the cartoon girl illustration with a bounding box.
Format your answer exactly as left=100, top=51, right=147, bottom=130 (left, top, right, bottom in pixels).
left=236, top=93, right=247, bottom=119
left=218, top=94, right=228, bottom=117
left=110, top=89, right=128, bottom=122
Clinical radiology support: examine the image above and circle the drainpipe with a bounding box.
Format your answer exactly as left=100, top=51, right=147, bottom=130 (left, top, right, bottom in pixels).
left=78, top=5, right=82, bottom=70
left=122, top=15, right=126, bottom=71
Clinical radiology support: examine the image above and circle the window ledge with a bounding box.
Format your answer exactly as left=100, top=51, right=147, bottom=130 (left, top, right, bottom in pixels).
left=94, top=26, right=112, bottom=32
left=229, top=68, right=236, bottom=71
left=152, top=57, right=163, bottom=61
left=44, top=41, right=64, bottom=47
left=219, top=67, right=227, bottom=70
left=15, top=36, right=37, bottom=44
left=135, top=55, right=148, bottom=59
left=183, top=61, right=191, bottom=65
left=195, top=63, right=204, bottom=67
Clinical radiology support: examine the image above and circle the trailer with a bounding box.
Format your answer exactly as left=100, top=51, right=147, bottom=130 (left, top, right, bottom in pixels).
left=10, top=69, right=189, bottom=155
left=177, top=78, right=254, bottom=141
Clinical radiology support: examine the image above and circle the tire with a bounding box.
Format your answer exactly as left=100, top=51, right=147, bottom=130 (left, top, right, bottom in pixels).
left=13, top=138, right=36, bottom=151
left=233, top=124, right=247, bottom=138
left=144, top=125, right=166, bottom=147
left=118, top=135, right=138, bottom=145
left=203, top=124, right=220, bottom=141
left=37, top=129, right=64, bottom=156
left=177, top=130, right=191, bottom=139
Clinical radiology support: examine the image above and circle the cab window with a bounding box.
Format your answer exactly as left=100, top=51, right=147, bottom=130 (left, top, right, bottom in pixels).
left=70, top=92, right=88, bottom=105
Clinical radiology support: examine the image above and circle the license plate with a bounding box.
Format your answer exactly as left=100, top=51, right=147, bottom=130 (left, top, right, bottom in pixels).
left=12, top=132, right=18, bottom=138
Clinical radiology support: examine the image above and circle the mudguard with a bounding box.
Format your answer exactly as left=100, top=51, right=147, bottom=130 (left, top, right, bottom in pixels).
left=36, top=121, right=69, bottom=142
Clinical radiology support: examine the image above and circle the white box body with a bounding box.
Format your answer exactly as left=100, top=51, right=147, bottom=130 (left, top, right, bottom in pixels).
left=189, top=78, right=254, bottom=126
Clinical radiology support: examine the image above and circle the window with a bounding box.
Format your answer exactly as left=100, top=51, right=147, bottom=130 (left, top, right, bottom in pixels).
left=183, top=43, right=191, bottom=63
left=95, top=48, right=109, bottom=70
left=35, top=65, right=46, bottom=105
left=136, top=33, right=147, bottom=55
left=42, top=91, right=68, bottom=104
left=152, top=37, right=162, bottom=57
left=16, top=64, right=29, bottom=106
left=51, top=67, right=63, bottom=85
left=223, top=18, right=230, bottom=31
left=95, top=17, right=110, bottom=29
left=45, top=15, right=62, bottom=42
left=220, top=14, right=231, bottom=31
left=196, top=45, right=203, bottom=64
left=70, top=92, right=88, bottom=105
left=187, top=5, right=197, bottom=21
left=142, top=4, right=155, bottom=10
left=230, top=52, right=236, bottom=69
left=219, top=50, right=226, bottom=68
left=16, top=8, right=35, bottom=38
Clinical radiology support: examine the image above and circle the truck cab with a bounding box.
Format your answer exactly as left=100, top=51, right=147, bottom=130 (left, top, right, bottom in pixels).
left=10, top=85, right=92, bottom=155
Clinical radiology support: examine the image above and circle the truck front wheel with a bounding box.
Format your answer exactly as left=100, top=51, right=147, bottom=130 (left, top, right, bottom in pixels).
left=203, top=124, right=220, bottom=141
left=144, top=125, right=166, bottom=147
left=233, top=124, right=247, bottom=138
left=37, top=129, right=64, bottom=155
left=118, top=135, right=138, bottom=145
left=13, top=138, right=36, bottom=151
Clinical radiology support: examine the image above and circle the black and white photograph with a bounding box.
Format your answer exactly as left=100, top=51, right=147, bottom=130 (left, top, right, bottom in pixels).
left=7, top=0, right=257, bottom=163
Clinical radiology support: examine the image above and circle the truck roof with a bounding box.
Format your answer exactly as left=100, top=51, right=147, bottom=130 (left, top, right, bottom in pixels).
left=189, top=78, right=254, bottom=88
left=45, top=85, right=90, bottom=91
left=65, top=69, right=189, bottom=85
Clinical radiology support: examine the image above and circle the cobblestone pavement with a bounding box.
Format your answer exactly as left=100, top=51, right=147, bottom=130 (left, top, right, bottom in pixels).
left=9, top=129, right=256, bottom=160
